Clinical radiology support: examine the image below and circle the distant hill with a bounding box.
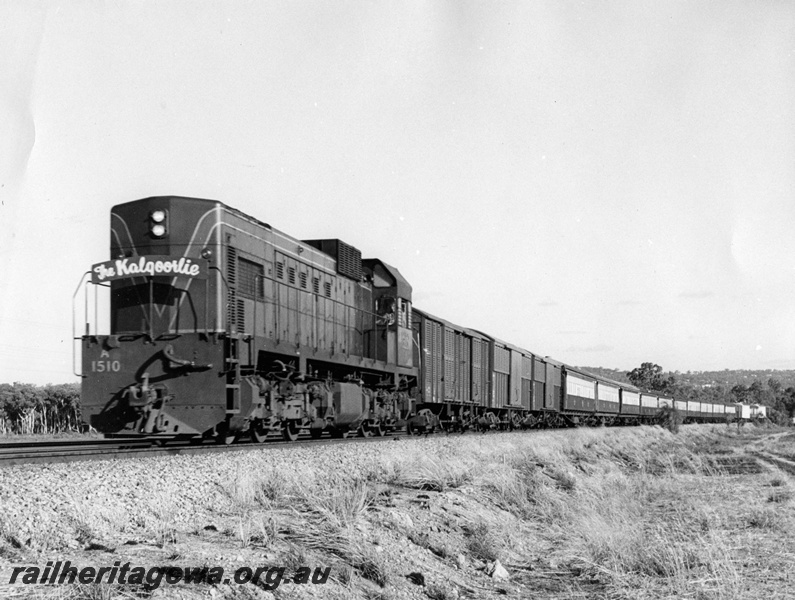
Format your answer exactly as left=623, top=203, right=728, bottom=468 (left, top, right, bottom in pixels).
left=580, top=367, right=795, bottom=390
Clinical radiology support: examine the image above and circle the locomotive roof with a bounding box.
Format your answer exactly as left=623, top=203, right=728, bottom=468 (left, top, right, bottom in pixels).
left=116, top=196, right=276, bottom=232
left=362, top=258, right=413, bottom=299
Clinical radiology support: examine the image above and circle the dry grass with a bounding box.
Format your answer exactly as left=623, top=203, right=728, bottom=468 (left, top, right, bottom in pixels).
left=467, top=426, right=769, bottom=598
left=747, top=506, right=785, bottom=529
left=464, top=521, right=501, bottom=562
left=393, top=454, right=474, bottom=492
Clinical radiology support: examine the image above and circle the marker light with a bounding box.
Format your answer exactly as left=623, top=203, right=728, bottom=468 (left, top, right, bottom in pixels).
left=150, top=210, right=166, bottom=223
left=151, top=224, right=166, bottom=237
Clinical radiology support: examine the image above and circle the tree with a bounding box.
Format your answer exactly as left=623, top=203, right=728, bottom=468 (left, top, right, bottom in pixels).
left=730, top=384, right=749, bottom=404
left=0, top=383, right=44, bottom=434
left=627, top=362, right=676, bottom=393
left=0, top=382, right=82, bottom=434
left=782, top=387, right=795, bottom=420
left=43, top=383, right=81, bottom=432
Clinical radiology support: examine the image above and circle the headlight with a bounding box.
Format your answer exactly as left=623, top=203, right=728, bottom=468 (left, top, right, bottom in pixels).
left=149, top=209, right=168, bottom=237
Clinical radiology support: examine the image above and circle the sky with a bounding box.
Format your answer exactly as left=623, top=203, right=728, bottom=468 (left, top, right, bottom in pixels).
left=1, top=1, right=793, bottom=385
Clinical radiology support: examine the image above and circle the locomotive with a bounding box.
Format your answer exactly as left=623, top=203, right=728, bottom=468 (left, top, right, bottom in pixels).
left=74, top=196, right=733, bottom=443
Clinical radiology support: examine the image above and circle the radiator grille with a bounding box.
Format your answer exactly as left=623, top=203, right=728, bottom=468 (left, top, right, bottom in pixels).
left=336, top=240, right=362, bottom=280
left=303, top=239, right=362, bottom=281
left=238, top=257, right=263, bottom=299
left=226, top=246, right=238, bottom=331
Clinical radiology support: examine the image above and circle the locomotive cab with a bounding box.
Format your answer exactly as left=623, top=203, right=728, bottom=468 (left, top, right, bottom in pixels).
left=362, top=258, right=413, bottom=370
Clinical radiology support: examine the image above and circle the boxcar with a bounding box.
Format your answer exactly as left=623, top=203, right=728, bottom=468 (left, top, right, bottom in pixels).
left=466, top=328, right=491, bottom=411
left=412, top=309, right=489, bottom=428
left=473, top=333, right=535, bottom=425
left=537, top=357, right=562, bottom=413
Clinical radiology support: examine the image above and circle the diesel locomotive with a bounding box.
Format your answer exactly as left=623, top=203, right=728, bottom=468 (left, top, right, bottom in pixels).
left=74, top=196, right=733, bottom=443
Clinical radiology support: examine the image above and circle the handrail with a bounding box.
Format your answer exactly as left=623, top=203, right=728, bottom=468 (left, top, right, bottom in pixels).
left=72, top=271, right=91, bottom=377
left=209, top=266, right=230, bottom=334
left=251, top=274, right=264, bottom=365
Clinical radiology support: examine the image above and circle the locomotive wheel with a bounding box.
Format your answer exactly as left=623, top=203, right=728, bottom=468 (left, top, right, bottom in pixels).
left=406, top=422, right=422, bottom=436
left=358, top=424, right=373, bottom=438
left=372, top=422, right=385, bottom=437
left=309, top=427, right=324, bottom=439
left=251, top=419, right=268, bottom=444
left=216, top=431, right=238, bottom=445
left=213, top=422, right=238, bottom=445
left=282, top=420, right=299, bottom=442
left=330, top=427, right=350, bottom=439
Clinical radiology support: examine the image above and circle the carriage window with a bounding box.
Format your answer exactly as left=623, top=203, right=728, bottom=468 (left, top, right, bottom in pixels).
left=377, top=297, right=395, bottom=314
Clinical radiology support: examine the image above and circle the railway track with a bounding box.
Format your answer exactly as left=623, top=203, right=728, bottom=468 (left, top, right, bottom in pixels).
left=0, top=420, right=706, bottom=467
left=0, top=432, right=407, bottom=467
left=0, top=438, right=154, bottom=466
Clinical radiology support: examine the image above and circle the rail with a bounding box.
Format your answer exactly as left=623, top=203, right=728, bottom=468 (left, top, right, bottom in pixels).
left=0, top=430, right=404, bottom=467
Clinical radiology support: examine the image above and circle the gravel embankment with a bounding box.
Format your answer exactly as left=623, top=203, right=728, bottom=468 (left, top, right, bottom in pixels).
left=0, top=436, right=474, bottom=552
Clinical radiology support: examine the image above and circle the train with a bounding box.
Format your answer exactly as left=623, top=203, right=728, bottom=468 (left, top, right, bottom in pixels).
left=74, top=196, right=740, bottom=444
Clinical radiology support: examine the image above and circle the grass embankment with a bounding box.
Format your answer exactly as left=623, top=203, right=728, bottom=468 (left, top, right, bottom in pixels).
left=2, top=424, right=794, bottom=599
